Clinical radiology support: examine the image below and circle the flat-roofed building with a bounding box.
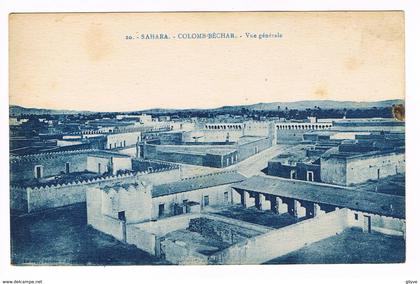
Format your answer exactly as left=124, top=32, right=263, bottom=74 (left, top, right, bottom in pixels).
left=320, top=148, right=405, bottom=186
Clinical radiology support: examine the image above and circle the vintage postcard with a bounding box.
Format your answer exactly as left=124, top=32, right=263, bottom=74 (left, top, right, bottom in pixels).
left=9, top=11, right=405, bottom=266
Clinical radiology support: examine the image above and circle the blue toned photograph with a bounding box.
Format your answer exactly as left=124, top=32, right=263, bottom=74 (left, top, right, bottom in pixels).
left=9, top=11, right=405, bottom=265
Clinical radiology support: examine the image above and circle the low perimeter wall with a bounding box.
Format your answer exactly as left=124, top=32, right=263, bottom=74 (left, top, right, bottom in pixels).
left=125, top=213, right=271, bottom=258
left=27, top=183, right=89, bottom=212
left=89, top=207, right=405, bottom=265
left=208, top=208, right=350, bottom=264
left=126, top=214, right=201, bottom=255
left=126, top=225, right=159, bottom=256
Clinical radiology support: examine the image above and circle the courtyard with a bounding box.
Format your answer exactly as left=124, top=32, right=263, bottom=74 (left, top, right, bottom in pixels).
left=265, top=227, right=405, bottom=264
left=212, top=204, right=299, bottom=229
left=11, top=203, right=168, bottom=265
left=10, top=203, right=406, bottom=265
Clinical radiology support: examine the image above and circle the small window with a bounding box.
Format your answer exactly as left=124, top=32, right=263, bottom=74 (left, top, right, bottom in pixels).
left=307, top=171, right=314, bottom=182
left=34, top=165, right=43, bottom=179
left=354, top=213, right=359, bottom=220
left=224, top=192, right=229, bottom=203
left=65, top=162, right=70, bottom=174
left=158, top=204, right=165, bottom=217
left=98, top=163, right=102, bottom=174
left=204, top=195, right=210, bottom=206
left=118, top=211, right=126, bottom=222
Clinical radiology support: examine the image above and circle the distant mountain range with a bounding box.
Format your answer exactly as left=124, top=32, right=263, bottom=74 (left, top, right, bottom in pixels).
left=10, top=99, right=404, bottom=116
left=234, top=99, right=403, bottom=111
left=9, top=106, right=94, bottom=116
left=144, top=99, right=404, bottom=114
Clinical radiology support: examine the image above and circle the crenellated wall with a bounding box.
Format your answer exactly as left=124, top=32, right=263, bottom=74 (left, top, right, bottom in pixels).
left=275, top=122, right=332, bottom=145
left=183, top=130, right=242, bottom=143
left=11, top=167, right=181, bottom=213
left=204, top=123, right=244, bottom=131
left=275, top=122, right=332, bottom=131
left=24, top=172, right=140, bottom=212
left=100, top=184, right=153, bottom=224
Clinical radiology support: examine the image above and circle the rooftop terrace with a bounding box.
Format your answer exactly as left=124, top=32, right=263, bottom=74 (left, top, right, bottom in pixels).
left=152, top=171, right=246, bottom=198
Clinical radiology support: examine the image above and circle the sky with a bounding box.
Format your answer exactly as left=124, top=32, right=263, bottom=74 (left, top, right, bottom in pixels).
left=9, top=12, right=405, bottom=112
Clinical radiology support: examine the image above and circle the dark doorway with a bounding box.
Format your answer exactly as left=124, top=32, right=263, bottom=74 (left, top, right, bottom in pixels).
left=241, top=191, right=245, bottom=206
left=35, top=166, right=42, bottom=179
left=65, top=162, right=70, bottom=174
left=183, top=199, right=189, bottom=213
left=118, top=211, right=127, bottom=243
left=158, top=204, right=165, bottom=217
left=255, top=194, right=261, bottom=210
left=271, top=197, right=277, bottom=212
left=363, top=215, right=372, bottom=233
left=204, top=195, right=209, bottom=206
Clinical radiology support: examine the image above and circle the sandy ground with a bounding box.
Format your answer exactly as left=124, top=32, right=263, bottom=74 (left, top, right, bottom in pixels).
left=265, top=227, right=405, bottom=264
left=11, top=203, right=169, bottom=265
